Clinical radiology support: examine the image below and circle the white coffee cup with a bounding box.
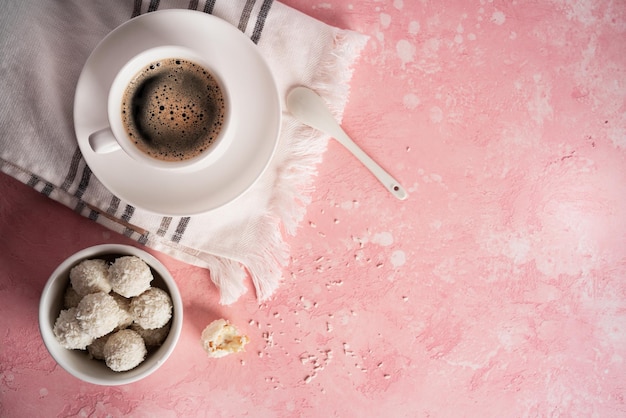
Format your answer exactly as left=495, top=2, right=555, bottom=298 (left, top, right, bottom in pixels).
left=89, top=46, right=231, bottom=172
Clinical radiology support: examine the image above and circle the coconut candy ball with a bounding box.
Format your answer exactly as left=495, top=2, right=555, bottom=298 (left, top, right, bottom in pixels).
left=130, top=322, right=171, bottom=346
left=76, top=292, right=123, bottom=338
left=110, top=292, right=133, bottom=330
left=130, top=287, right=172, bottom=330
left=69, top=259, right=111, bottom=297
left=63, top=285, right=82, bottom=309
left=87, top=334, right=111, bottom=360
left=53, top=308, right=94, bottom=350
left=108, top=256, right=153, bottom=298
left=103, top=329, right=147, bottom=372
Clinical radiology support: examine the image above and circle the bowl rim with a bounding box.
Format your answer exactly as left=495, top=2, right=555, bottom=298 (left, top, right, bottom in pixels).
left=39, top=244, right=183, bottom=386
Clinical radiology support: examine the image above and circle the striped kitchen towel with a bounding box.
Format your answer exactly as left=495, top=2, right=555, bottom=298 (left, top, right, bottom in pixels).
left=0, top=0, right=368, bottom=304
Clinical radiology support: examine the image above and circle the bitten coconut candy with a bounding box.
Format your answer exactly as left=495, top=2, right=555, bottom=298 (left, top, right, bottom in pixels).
left=53, top=256, right=173, bottom=372
left=200, top=319, right=250, bottom=358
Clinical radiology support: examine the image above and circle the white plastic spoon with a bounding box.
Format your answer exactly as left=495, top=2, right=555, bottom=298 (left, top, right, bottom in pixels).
left=287, top=86, right=408, bottom=200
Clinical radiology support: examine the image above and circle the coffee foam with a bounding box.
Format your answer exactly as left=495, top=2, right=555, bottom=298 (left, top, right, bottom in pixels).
left=121, top=58, right=226, bottom=162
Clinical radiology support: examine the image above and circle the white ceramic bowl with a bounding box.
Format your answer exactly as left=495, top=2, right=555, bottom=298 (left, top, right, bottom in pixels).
left=39, top=244, right=183, bottom=385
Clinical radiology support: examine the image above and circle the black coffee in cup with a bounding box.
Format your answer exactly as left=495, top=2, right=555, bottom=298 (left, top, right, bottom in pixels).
left=121, top=58, right=226, bottom=162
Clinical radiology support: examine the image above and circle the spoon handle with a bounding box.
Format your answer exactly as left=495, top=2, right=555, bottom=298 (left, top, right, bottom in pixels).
left=287, top=87, right=408, bottom=201
left=332, top=127, right=408, bottom=200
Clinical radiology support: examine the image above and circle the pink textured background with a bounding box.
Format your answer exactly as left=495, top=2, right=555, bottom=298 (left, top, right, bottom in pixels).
left=2, top=0, right=626, bottom=416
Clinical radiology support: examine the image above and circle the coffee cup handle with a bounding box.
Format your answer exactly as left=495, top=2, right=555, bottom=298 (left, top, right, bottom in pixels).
left=89, top=127, right=121, bottom=154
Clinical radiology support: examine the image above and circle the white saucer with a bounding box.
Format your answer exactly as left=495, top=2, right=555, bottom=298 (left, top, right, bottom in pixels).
left=74, top=10, right=281, bottom=216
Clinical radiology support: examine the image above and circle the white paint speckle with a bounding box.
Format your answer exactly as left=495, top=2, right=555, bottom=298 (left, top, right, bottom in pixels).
left=424, top=38, right=441, bottom=53
left=430, top=220, right=443, bottom=230
left=565, top=0, right=597, bottom=25
left=396, top=39, right=415, bottom=68
left=528, top=73, right=554, bottom=125
left=391, top=250, right=406, bottom=268
left=341, top=200, right=359, bottom=210
left=408, top=21, right=420, bottom=35
left=454, top=34, right=463, bottom=44
left=430, top=174, right=443, bottom=183
left=380, top=13, right=391, bottom=29
left=340, top=312, right=351, bottom=325
left=393, top=0, right=403, bottom=10
left=429, top=106, right=443, bottom=123
left=467, top=33, right=477, bottom=41
left=313, top=3, right=332, bottom=10
left=403, top=93, right=420, bottom=110
left=491, top=10, right=506, bottom=25
left=504, top=235, right=531, bottom=264
left=608, top=125, right=626, bottom=149
left=372, top=232, right=394, bottom=247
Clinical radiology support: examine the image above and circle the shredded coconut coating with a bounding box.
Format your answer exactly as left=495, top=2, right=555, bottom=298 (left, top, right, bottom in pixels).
left=53, top=308, right=94, bottom=350
left=87, top=334, right=111, bottom=360
left=110, top=292, right=133, bottom=330
left=201, top=319, right=249, bottom=358
left=76, top=292, right=123, bottom=338
left=104, top=329, right=147, bottom=372
left=130, top=287, right=172, bottom=330
left=69, top=259, right=112, bottom=297
left=130, top=322, right=171, bottom=346
left=63, top=285, right=82, bottom=309
left=108, top=256, right=153, bottom=298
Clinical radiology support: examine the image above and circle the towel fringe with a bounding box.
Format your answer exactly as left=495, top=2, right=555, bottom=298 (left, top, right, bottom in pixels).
left=270, top=29, right=370, bottom=237
left=229, top=29, right=369, bottom=302
left=242, top=214, right=290, bottom=302
left=201, top=256, right=249, bottom=305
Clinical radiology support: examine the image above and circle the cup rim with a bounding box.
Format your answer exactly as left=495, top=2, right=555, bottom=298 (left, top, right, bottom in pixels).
left=38, top=244, right=183, bottom=385
left=107, top=45, right=232, bottom=172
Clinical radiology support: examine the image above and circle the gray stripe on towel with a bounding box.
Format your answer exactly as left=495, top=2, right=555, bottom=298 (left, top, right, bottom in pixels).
left=27, top=175, right=39, bottom=187
left=137, top=232, right=149, bottom=245
left=204, top=0, right=216, bottom=13
left=251, top=0, right=273, bottom=44
left=74, top=165, right=92, bottom=199
left=26, top=175, right=54, bottom=196
left=131, top=0, right=143, bottom=17
left=74, top=201, right=85, bottom=214
left=172, top=217, right=190, bottom=243
left=157, top=217, right=172, bottom=236
left=147, top=0, right=161, bottom=12
left=122, top=205, right=136, bottom=237
left=41, top=182, right=54, bottom=197
left=238, top=0, right=256, bottom=33
left=107, top=195, right=121, bottom=215
left=122, top=204, right=135, bottom=223
left=61, top=147, right=83, bottom=192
